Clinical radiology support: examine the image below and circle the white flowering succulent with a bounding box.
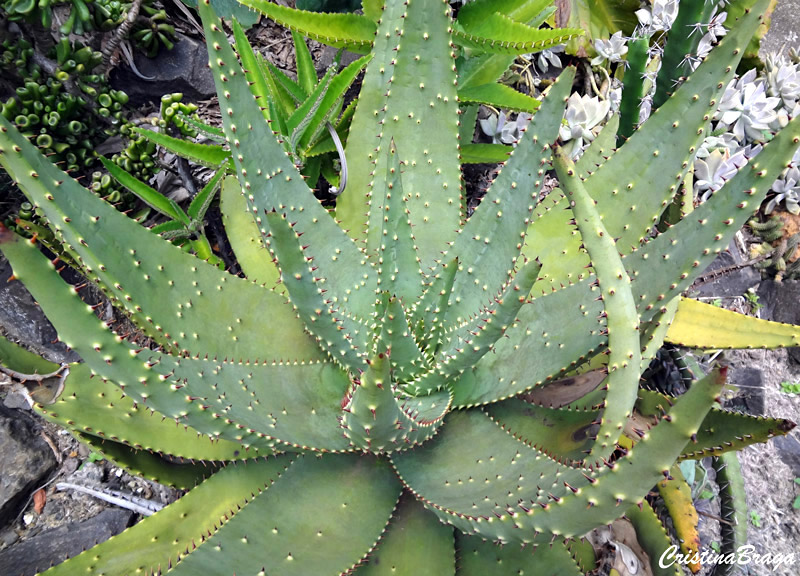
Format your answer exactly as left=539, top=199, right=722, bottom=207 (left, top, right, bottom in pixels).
left=766, top=165, right=800, bottom=215
left=765, top=55, right=800, bottom=110
left=694, top=147, right=750, bottom=202
left=636, top=0, right=680, bottom=33
left=533, top=45, right=564, bottom=74
left=479, top=111, right=532, bottom=145
left=716, top=69, right=781, bottom=142
left=559, top=92, right=610, bottom=158
left=591, top=31, right=628, bottom=65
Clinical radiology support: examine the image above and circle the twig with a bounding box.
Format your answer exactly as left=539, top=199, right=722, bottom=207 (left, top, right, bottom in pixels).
left=697, top=509, right=734, bottom=526
left=101, top=0, right=144, bottom=74
left=0, top=364, right=68, bottom=383
left=55, top=482, right=163, bottom=516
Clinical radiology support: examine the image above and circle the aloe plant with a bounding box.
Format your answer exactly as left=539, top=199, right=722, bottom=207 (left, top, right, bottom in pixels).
left=0, top=0, right=798, bottom=574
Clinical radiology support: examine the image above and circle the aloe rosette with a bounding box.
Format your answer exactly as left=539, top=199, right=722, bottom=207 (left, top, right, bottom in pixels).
left=0, top=0, right=798, bottom=574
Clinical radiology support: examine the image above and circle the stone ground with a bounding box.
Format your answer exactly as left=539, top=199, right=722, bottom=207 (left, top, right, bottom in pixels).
left=1, top=2, right=800, bottom=575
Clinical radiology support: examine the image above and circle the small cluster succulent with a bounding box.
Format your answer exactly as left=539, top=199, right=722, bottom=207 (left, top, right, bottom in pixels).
left=558, top=92, right=611, bottom=158
left=749, top=215, right=800, bottom=282
left=0, top=0, right=798, bottom=575
left=130, top=3, right=177, bottom=57
left=478, top=110, right=532, bottom=145
left=0, top=37, right=129, bottom=173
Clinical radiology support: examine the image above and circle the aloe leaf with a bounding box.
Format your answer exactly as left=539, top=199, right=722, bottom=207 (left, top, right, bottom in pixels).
left=293, top=30, right=317, bottom=98
left=264, top=210, right=370, bottom=369
left=526, top=3, right=766, bottom=290
left=456, top=81, right=800, bottom=408
left=239, top=0, right=376, bottom=54
left=36, top=362, right=267, bottom=461
left=299, top=54, right=370, bottom=153
left=37, top=455, right=296, bottom=576
left=168, top=454, right=402, bottom=576
left=354, top=495, right=455, bottom=576
left=444, top=68, right=573, bottom=326
left=636, top=389, right=796, bottom=460
left=408, top=259, right=541, bottom=394
left=232, top=19, right=273, bottom=121
left=132, top=126, right=231, bottom=167
left=574, top=113, right=618, bottom=176
left=262, top=55, right=307, bottom=105
left=555, top=146, right=640, bottom=463
left=483, top=398, right=599, bottom=463
left=101, top=157, right=189, bottom=225
left=342, top=324, right=448, bottom=451
left=74, top=432, right=218, bottom=489
left=0, top=116, right=321, bottom=362
left=375, top=141, right=423, bottom=306
left=394, top=368, right=723, bottom=543
left=456, top=533, right=584, bottom=575
left=667, top=297, right=800, bottom=349
left=337, top=0, right=462, bottom=269
left=0, top=231, right=342, bottom=450
left=201, top=3, right=378, bottom=319
left=219, top=174, right=282, bottom=290
left=625, top=500, right=683, bottom=576
left=656, top=465, right=702, bottom=569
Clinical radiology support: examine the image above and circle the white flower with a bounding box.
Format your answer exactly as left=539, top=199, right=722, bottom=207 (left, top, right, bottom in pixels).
left=479, top=111, right=532, bottom=145
left=715, top=69, right=781, bottom=142
left=636, top=0, right=679, bottom=33
left=694, top=147, right=749, bottom=201
left=706, top=9, right=728, bottom=41
left=766, top=165, right=800, bottom=215
left=591, top=31, right=628, bottom=66
left=559, top=93, right=610, bottom=158
left=688, top=33, right=715, bottom=71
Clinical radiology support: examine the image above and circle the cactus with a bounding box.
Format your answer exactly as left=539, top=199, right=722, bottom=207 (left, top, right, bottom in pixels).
left=0, top=0, right=798, bottom=574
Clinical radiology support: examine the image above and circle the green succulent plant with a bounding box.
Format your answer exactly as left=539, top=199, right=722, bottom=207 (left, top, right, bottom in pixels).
left=0, top=0, right=799, bottom=575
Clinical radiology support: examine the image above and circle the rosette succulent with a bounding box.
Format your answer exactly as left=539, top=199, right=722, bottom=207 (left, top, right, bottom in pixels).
left=0, top=0, right=799, bottom=575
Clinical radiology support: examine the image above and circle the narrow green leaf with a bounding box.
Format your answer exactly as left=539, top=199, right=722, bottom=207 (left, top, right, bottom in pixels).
left=187, top=160, right=231, bottom=221
left=132, top=126, right=230, bottom=168
left=100, top=157, right=189, bottom=225
left=458, top=82, right=541, bottom=113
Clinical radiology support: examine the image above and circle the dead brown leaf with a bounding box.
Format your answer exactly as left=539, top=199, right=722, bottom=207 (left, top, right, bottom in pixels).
left=33, top=488, right=46, bottom=514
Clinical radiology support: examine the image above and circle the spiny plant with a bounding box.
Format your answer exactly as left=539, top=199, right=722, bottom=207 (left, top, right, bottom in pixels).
left=0, top=0, right=799, bottom=575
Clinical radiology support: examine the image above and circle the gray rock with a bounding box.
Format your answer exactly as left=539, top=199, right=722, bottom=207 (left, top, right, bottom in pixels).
left=0, top=406, right=57, bottom=526
left=756, top=279, right=800, bottom=363
left=727, top=366, right=765, bottom=416
left=0, top=508, right=132, bottom=576
left=111, top=34, right=216, bottom=106
left=0, top=257, right=77, bottom=365
left=773, top=435, right=800, bottom=477
left=761, top=0, right=800, bottom=60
